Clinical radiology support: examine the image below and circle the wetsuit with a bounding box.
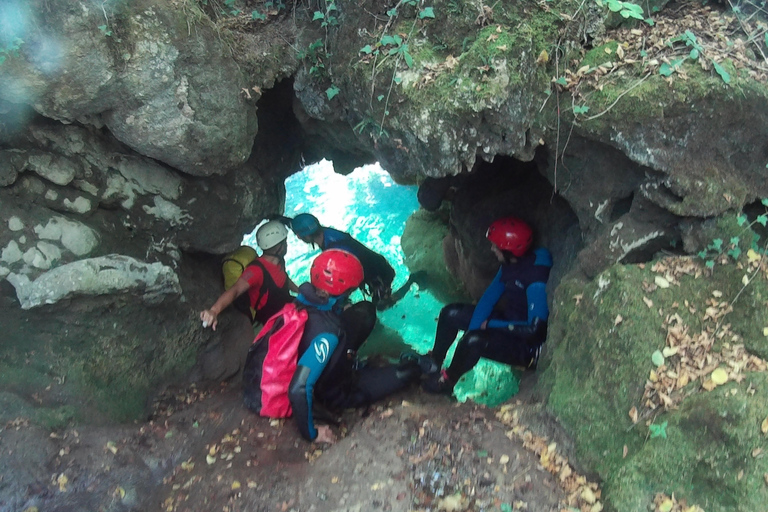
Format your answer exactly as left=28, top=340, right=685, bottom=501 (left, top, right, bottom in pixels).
left=431, top=248, right=552, bottom=381
left=236, top=257, right=293, bottom=324
left=319, top=227, right=396, bottom=305
left=288, top=283, right=417, bottom=441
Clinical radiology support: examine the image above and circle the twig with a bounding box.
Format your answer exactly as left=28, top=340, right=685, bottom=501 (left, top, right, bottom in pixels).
left=727, top=0, right=768, bottom=65
left=582, top=72, right=652, bottom=122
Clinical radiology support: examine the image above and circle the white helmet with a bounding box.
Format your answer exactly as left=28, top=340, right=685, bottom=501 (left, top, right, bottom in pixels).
left=256, top=220, right=288, bottom=250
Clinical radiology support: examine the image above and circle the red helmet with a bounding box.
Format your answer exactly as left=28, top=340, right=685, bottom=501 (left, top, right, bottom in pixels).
left=486, top=217, right=533, bottom=257
left=310, top=249, right=364, bottom=295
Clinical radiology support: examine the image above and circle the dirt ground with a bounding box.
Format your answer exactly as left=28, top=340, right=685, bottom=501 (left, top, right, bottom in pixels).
left=2, top=374, right=587, bottom=512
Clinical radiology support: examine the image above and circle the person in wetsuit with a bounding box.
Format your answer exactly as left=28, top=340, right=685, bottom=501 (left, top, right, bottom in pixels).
left=421, top=217, right=552, bottom=394
left=288, top=249, right=420, bottom=443
left=289, top=213, right=396, bottom=310
left=200, top=220, right=299, bottom=330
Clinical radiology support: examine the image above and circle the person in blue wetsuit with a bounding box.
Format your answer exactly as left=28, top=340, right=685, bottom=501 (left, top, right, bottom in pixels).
left=421, top=217, right=552, bottom=395
left=288, top=249, right=420, bottom=443
left=289, top=213, right=396, bottom=310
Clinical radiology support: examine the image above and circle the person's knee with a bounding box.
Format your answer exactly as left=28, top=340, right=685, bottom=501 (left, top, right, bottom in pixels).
left=440, top=303, right=465, bottom=321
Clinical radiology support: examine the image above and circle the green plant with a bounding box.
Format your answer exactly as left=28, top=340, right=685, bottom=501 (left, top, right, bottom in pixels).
left=595, top=0, right=653, bottom=24
left=661, top=30, right=731, bottom=83
left=224, top=0, right=241, bottom=16
left=98, top=24, right=113, bottom=36
left=649, top=420, right=668, bottom=439
left=325, top=85, right=340, bottom=100
left=251, top=10, right=266, bottom=20
left=698, top=199, right=768, bottom=268
left=312, top=0, right=338, bottom=28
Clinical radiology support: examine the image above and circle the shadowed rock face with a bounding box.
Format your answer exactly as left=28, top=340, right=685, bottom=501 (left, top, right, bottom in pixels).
left=2, top=1, right=768, bottom=509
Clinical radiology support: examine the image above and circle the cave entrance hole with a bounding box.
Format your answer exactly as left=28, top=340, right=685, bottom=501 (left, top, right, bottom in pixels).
left=243, top=160, right=445, bottom=362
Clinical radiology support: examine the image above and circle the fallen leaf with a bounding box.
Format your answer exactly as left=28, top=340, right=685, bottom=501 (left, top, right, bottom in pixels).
left=652, top=350, right=665, bottom=367
left=764, top=327, right=768, bottom=337
left=247, top=480, right=258, bottom=488
left=331, top=476, right=339, bottom=484
left=106, top=441, right=118, bottom=454
left=206, top=455, right=216, bottom=465
left=581, top=486, right=597, bottom=504
left=614, top=314, right=623, bottom=326
left=659, top=498, right=674, bottom=512
left=623, top=445, right=628, bottom=458
left=662, top=346, right=678, bottom=357
left=231, top=481, right=241, bottom=490
left=762, top=417, right=768, bottom=435
left=57, top=473, right=68, bottom=492
left=629, top=407, right=638, bottom=423
left=753, top=447, right=764, bottom=458
left=654, top=276, right=670, bottom=288
left=616, top=45, right=625, bottom=60
left=536, top=50, right=549, bottom=64
left=496, top=45, right=508, bottom=51
left=711, top=368, right=728, bottom=385
left=742, top=274, right=750, bottom=285
left=712, top=290, right=723, bottom=297
left=643, top=297, right=654, bottom=308
left=445, top=55, right=459, bottom=70
left=114, top=486, right=126, bottom=499
left=499, top=454, right=510, bottom=465
left=747, top=249, right=761, bottom=263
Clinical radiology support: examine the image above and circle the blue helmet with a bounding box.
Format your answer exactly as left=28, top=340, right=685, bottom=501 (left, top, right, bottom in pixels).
left=291, top=213, right=321, bottom=237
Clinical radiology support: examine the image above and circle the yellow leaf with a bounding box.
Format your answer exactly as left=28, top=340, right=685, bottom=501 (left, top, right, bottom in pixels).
left=654, top=276, right=670, bottom=288
left=591, top=503, right=603, bottom=512
left=231, top=481, right=241, bottom=490
left=643, top=296, right=654, bottom=308
left=604, top=47, right=613, bottom=54
left=616, top=45, right=625, bottom=60
left=496, top=45, right=508, bottom=51
left=499, top=454, right=510, bottom=465
left=761, top=417, right=768, bottom=434
left=581, top=486, right=597, bottom=504
left=23, top=507, right=40, bottom=512
left=247, top=480, right=258, bottom=488
left=659, top=498, right=674, bottom=512
left=649, top=369, right=658, bottom=382
left=331, top=476, right=339, bottom=484
left=662, top=346, right=678, bottom=357
left=711, top=368, right=728, bottom=385
left=629, top=407, right=638, bottom=423
left=763, top=327, right=768, bottom=337
left=742, top=274, right=750, bottom=286
left=206, top=455, right=216, bottom=465
left=747, top=249, right=761, bottom=263
left=106, top=441, right=118, bottom=454
left=536, top=50, right=549, bottom=64
left=114, top=486, right=126, bottom=499
left=57, top=473, right=68, bottom=492
left=712, top=290, right=723, bottom=297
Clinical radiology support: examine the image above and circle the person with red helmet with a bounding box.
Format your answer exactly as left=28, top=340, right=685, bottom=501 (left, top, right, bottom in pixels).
left=288, top=249, right=421, bottom=443
left=421, top=217, right=552, bottom=395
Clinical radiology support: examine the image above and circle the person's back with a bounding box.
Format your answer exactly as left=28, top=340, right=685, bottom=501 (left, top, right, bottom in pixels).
left=289, top=213, right=395, bottom=307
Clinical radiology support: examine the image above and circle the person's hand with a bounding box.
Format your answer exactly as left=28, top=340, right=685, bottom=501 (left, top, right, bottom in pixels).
left=314, top=425, right=337, bottom=444
left=200, top=310, right=218, bottom=331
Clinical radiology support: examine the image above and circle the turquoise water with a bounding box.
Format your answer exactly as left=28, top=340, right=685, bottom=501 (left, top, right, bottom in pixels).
left=244, top=161, right=520, bottom=405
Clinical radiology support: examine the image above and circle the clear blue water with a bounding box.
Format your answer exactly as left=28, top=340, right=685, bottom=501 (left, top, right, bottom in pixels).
left=244, top=161, right=520, bottom=405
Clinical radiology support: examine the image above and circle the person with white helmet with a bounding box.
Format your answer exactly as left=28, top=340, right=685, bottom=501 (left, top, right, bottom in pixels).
left=200, top=220, right=299, bottom=331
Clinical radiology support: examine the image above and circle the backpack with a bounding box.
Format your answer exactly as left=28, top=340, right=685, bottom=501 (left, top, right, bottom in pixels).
left=222, top=246, right=258, bottom=290
left=242, top=302, right=308, bottom=418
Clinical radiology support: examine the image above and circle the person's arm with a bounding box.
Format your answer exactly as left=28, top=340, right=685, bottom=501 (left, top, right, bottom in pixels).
left=288, top=332, right=339, bottom=442
left=200, top=278, right=250, bottom=331
left=486, top=281, right=549, bottom=333
left=468, top=268, right=504, bottom=330
left=286, top=275, right=300, bottom=294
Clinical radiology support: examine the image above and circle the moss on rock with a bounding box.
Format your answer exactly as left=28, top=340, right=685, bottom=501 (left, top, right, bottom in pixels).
left=543, top=245, right=768, bottom=511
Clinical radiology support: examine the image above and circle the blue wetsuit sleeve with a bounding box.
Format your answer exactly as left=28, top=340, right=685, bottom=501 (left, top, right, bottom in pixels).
left=468, top=268, right=504, bottom=330
left=288, top=332, right=339, bottom=441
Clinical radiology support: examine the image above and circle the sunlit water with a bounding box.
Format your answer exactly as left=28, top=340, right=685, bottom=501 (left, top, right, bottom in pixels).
left=245, top=161, right=520, bottom=405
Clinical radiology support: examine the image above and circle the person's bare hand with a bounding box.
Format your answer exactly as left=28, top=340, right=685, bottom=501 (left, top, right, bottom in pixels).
left=315, top=425, right=337, bottom=444
left=200, top=310, right=218, bottom=331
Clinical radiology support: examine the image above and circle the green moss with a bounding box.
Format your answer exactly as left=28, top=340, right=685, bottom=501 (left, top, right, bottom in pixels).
left=544, top=251, right=768, bottom=511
